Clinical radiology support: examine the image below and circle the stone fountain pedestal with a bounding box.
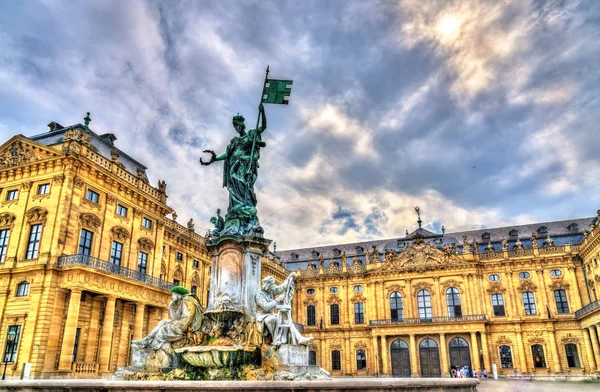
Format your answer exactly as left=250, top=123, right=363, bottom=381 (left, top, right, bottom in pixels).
left=206, top=235, right=272, bottom=315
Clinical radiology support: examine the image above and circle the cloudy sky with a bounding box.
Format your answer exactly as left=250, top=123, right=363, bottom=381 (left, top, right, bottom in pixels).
left=1, top=0, right=599, bottom=250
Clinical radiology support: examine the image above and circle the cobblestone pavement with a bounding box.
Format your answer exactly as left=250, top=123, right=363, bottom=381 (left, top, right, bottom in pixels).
left=476, top=379, right=600, bottom=391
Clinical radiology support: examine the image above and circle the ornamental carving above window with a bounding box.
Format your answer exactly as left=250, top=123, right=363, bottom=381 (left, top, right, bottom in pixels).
left=561, top=333, right=579, bottom=344
left=26, top=207, right=48, bottom=224
left=486, top=281, right=507, bottom=294
left=0, top=212, right=16, bottom=228
left=386, top=284, right=406, bottom=297
left=517, top=280, right=537, bottom=293
left=79, top=213, right=101, bottom=231
left=547, top=278, right=570, bottom=291
left=441, top=279, right=463, bottom=292
left=496, top=335, right=512, bottom=345
left=138, top=237, right=154, bottom=252
left=326, top=294, right=341, bottom=304
left=110, top=226, right=130, bottom=241
left=412, top=281, right=433, bottom=295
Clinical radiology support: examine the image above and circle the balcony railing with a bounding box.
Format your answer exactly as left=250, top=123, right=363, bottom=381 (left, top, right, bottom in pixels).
left=369, top=314, right=487, bottom=326
left=58, top=254, right=173, bottom=291
left=575, top=300, right=599, bottom=318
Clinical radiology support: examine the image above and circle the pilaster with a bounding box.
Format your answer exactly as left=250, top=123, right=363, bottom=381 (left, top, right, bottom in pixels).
left=480, top=331, right=490, bottom=370
left=590, top=326, right=600, bottom=372
left=99, top=296, right=117, bottom=375
left=409, top=334, right=419, bottom=377
left=583, top=327, right=598, bottom=372
left=470, top=331, right=481, bottom=371
left=547, top=329, right=562, bottom=373
left=439, top=333, right=449, bottom=377
left=133, top=303, right=145, bottom=340
left=380, top=335, right=390, bottom=376
left=58, top=288, right=83, bottom=372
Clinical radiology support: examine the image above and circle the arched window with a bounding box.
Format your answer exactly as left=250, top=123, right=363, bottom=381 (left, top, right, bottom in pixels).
left=446, top=288, right=462, bottom=317
left=417, top=290, right=432, bottom=319
left=565, top=344, right=580, bottom=368
left=531, top=344, right=546, bottom=368
left=16, top=281, right=29, bottom=297
left=354, top=302, right=364, bottom=324
left=522, top=292, right=536, bottom=315
left=331, top=350, right=341, bottom=371
left=449, top=337, right=469, bottom=347
left=499, top=345, right=513, bottom=368
left=330, top=304, right=340, bottom=325
left=419, top=338, right=438, bottom=348
left=492, top=294, right=505, bottom=316
left=554, top=290, right=569, bottom=313
left=390, top=292, right=404, bottom=321
left=356, top=349, right=367, bottom=370
left=307, top=305, right=316, bottom=326
left=391, top=339, right=409, bottom=350
left=309, top=350, right=317, bottom=366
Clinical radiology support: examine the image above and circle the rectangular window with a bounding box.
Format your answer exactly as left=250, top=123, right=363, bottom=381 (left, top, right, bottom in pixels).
left=6, top=190, right=18, bottom=201
left=356, top=349, right=367, bottom=370
left=174, top=279, right=180, bottom=286
left=191, top=285, right=197, bottom=295
left=72, top=327, right=81, bottom=362
left=331, top=350, right=341, bottom=371
left=307, top=305, right=316, bottom=326
left=309, top=350, right=317, bottom=366
left=193, top=260, right=199, bottom=269
left=16, top=282, right=29, bottom=297
left=354, top=302, right=365, bottom=324
left=85, top=189, right=99, bottom=203
left=26, top=224, right=42, bottom=259
left=0, top=229, right=10, bottom=262
left=522, top=292, right=537, bottom=315
left=554, top=290, right=569, bottom=313
left=110, top=241, right=123, bottom=265
left=117, top=204, right=128, bottom=217
left=565, top=344, right=580, bottom=368
left=142, top=218, right=152, bottom=229
left=492, top=294, right=506, bottom=317
left=499, top=345, right=513, bottom=368
left=37, top=183, right=50, bottom=195
left=176, top=252, right=183, bottom=261
left=3, top=325, right=22, bottom=362
left=78, top=229, right=94, bottom=256
left=330, top=304, right=340, bottom=325
left=138, top=252, right=148, bottom=275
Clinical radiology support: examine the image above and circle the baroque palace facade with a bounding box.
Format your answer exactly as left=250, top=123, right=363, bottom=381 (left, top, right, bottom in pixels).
left=1, top=115, right=600, bottom=381
left=278, top=215, right=600, bottom=379
left=0, top=117, right=222, bottom=379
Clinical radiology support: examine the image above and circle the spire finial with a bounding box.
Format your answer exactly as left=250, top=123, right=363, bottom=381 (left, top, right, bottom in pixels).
left=441, top=225, right=445, bottom=234
left=414, top=206, right=422, bottom=228
left=84, top=112, right=91, bottom=127
left=273, top=242, right=277, bottom=253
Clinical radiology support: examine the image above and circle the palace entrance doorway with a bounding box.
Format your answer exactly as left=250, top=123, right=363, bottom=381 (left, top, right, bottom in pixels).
left=449, top=337, right=472, bottom=377
left=419, top=338, right=441, bottom=377
left=390, top=339, right=411, bottom=377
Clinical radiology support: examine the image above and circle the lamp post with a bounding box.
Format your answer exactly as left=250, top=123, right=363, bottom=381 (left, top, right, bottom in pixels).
left=1, top=329, right=17, bottom=380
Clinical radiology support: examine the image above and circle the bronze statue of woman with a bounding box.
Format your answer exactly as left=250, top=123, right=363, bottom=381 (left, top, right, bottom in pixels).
left=200, top=103, right=267, bottom=236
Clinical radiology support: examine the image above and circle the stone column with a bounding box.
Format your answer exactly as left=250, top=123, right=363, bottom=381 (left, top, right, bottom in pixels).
left=583, top=328, right=598, bottom=372
left=433, top=277, right=442, bottom=316
left=548, top=329, right=562, bottom=373
left=133, top=303, right=145, bottom=340
left=505, top=271, right=518, bottom=319
left=409, top=334, right=419, bottom=377
left=380, top=335, right=390, bottom=376
left=439, top=333, right=449, bottom=377
left=470, top=331, right=481, bottom=371
left=515, top=331, right=528, bottom=373
left=99, top=296, right=117, bottom=375
left=535, top=269, right=548, bottom=319
left=371, top=336, right=380, bottom=376
left=480, top=331, right=490, bottom=371
left=85, top=297, right=103, bottom=362
left=58, top=288, right=83, bottom=371
left=590, top=326, right=600, bottom=371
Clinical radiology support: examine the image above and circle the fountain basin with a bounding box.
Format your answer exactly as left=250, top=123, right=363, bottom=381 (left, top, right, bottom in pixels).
left=176, top=345, right=260, bottom=368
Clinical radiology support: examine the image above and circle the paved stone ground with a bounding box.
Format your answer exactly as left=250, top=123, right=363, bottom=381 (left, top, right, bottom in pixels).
left=474, top=379, right=600, bottom=391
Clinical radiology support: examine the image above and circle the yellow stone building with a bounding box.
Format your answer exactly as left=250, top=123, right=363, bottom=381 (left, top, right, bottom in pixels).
left=279, top=216, right=600, bottom=380
left=0, top=118, right=214, bottom=379
left=1, top=115, right=600, bottom=382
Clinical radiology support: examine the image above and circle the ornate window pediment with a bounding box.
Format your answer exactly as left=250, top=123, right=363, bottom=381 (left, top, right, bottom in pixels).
left=441, top=279, right=463, bottom=292
left=79, top=213, right=101, bottom=231
left=517, top=280, right=537, bottom=292
left=527, top=329, right=545, bottom=344
left=547, top=277, right=569, bottom=291
left=487, top=281, right=507, bottom=294
left=326, top=294, right=341, bottom=304
left=0, top=212, right=16, bottom=228
left=137, top=237, right=154, bottom=252
left=412, top=281, right=433, bottom=296
left=496, top=335, right=512, bottom=345
left=110, top=226, right=130, bottom=241
left=173, top=267, right=184, bottom=281
left=351, top=292, right=367, bottom=303
left=386, top=284, right=406, bottom=297
left=561, top=333, right=579, bottom=344
left=26, top=207, right=48, bottom=224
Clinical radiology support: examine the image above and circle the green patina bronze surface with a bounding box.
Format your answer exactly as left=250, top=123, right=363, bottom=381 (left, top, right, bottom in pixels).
left=201, top=67, right=292, bottom=237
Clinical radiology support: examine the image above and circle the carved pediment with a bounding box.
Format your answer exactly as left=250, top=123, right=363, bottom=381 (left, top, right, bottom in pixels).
left=441, top=279, right=463, bottom=292
left=0, top=137, right=62, bottom=170
left=412, top=281, right=433, bottom=295
left=26, top=207, right=48, bottom=224
left=517, top=280, right=537, bottom=292
left=386, top=284, right=406, bottom=297
left=487, top=281, right=506, bottom=294
left=329, top=338, right=343, bottom=349
left=0, top=212, right=16, bottom=228
left=547, top=277, right=569, bottom=291
left=354, top=341, right=367, bottom=350
left=527, top=329, right=544, bottom=344
left=303, top=297, right=318, bottom=306
left=496, top=335, right=512, bottom=345
left=561, top=333, right=579, bottom=344
left=79, top=213, right=101, bottom=231
left=378, top=240, right=466, bottom=273
left=138, top=237, right=154, bottom=252
left=351, top=292, right=367, bottom=303
left=326, top=294, right=341, bottom=304
left=110, top=226, right=130, bottom=241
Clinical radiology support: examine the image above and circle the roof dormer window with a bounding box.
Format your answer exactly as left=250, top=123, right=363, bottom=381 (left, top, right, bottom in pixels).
left=567, top=223, right=579, bottom=231
left=537, top=226, right=548, bottom=235
left=332, top=248, right=342, bottom=257
left=311, top=250, right=320, bottom=258
left=355, top=246, right=364, bottom=254
left=290, top=253, right=299, bottom=261
left=481, top=232, right=491, bottom=240
left=509, top=229, right=518, bottom=237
